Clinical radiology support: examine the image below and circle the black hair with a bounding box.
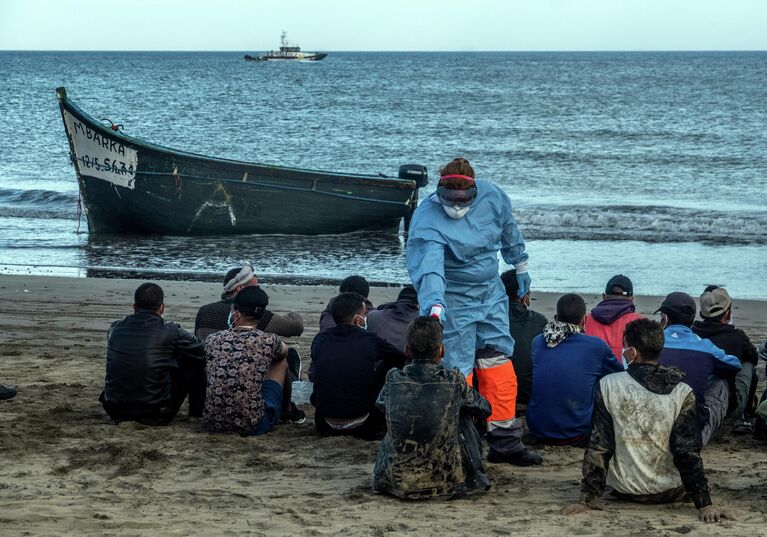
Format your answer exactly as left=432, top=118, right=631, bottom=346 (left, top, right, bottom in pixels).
left=134, top=282, right=164, bottom=311
left=406, top=316, right=443, bottom=360
left=704, top=285, right=720, bottom=293
left=556, top=293, right=586, bottom=325
left=339, top=275, right=370, bottom=298
left=397, top=284, right=418, bottom=304
left=331, top=292, right=365, bottom=325
left=664, top=311, right=695, bottom=327
left=607, top=285, right=628, bottom=296
left=500, top=269, right=520, bottom=299
left=624, top=319, right=665, bottom=361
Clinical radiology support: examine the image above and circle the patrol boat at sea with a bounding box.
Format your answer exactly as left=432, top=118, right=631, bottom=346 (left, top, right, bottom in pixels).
left=244, top=32, right=327, bottom=62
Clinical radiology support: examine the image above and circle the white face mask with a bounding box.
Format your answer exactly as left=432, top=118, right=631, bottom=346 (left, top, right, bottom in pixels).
left=622, top=347, right=635, bottom=367
left=355, top=314, right=368, bottom=330
left=227, top=310, right=235, bottom=329
left=443, top=205, right=470, bottom=219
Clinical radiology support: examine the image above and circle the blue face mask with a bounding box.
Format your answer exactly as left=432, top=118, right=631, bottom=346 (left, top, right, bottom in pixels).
left=227, top=311, right=235, bottom=329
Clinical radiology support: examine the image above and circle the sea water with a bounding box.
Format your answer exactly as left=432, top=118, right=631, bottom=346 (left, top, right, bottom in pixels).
left=0, top=51, right=765, bottom=297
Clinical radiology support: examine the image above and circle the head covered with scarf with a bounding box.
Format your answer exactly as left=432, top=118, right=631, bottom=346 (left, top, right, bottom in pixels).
left=221, top=262, right=258, bottom=299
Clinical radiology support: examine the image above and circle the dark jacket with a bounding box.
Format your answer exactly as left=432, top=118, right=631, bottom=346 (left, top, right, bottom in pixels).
left=507, top=302, right=547, bottom=404
left=319, top=296, right=374, bottom=332
left=194, top=299, right=304, bottom=341
left=309, top=324, right=407, bottom=420
left=366, top=299, right=420, bottom=351
left=658, top=325, right=741, bottom=425
left=104, top=310, right=205, bottom=413
left=691, top=320, right=758, bottom=365
left=373, top=360, right=491, bottom=499
left=580, top=363, right=711, bottom=509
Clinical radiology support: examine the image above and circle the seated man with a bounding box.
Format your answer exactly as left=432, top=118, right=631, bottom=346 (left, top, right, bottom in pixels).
left=584, top=275, right=643, bottom=365
left=562, top=319, right=732, bottom=524
left=373, top=317, right=491, bottom=499
left=366, top=285, right=420, bottom=351
left=203, top=286, right=291, bottom=436
left=526, top=294, right=623, bottom=445
left=195, top=263, right=305, bottom=423
left=692, top=286, right=759, bottom=434
left=319, top=275, right=374, bottom=331
left=100, top=282, right=206, bottom=426
left=310, top=292, right=407, bottom=439
left=501, top=268, right=547, bottom=405
left=656, top=292, right=741, bottom=445
left=194, top=263, right=304, bottom=340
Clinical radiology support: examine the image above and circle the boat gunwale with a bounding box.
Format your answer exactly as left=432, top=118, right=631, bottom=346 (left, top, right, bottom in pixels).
left=56, top=87, right=417, bottom=189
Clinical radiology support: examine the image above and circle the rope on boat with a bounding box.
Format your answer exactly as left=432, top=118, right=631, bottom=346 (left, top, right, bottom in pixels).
left=131, top=169, right=412, bottom=207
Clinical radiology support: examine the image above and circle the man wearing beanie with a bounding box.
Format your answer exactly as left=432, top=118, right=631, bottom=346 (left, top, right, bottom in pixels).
left=691, top=286, right=759, bottom=435
left=585, top=275, right=643, bottom=364
left=656, top=292, right=741, bottom=445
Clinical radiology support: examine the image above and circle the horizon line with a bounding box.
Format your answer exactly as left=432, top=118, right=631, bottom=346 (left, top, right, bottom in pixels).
left=2, top=48, right=766, bottom=53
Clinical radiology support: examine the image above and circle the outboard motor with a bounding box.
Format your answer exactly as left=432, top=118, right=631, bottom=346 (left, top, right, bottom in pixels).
left=399, top=164, right=427, bottom=237
left=398, top=164, right=428, bottom=188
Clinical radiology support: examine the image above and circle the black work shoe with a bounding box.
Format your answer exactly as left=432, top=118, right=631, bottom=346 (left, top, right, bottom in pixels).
left=280, top=403, right=307, bottom=424
left=487, top=448, right=543, bottom=466
left=0, top=384, right=17, bottom=401
left=732, top=419, right=753, bottom=435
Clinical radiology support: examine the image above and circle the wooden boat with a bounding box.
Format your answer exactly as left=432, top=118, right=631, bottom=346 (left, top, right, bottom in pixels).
left=56, top=87, right=425, bottom=235
left=244, top=32, right=327, bottom=62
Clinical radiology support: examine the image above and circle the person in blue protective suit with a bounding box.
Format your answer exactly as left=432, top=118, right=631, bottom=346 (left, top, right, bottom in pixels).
left=406, top=157, right=542, bottom=466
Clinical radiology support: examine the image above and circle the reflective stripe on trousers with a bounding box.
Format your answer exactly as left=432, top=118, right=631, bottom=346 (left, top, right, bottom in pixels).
left=466, top=355, right=519, bottom=430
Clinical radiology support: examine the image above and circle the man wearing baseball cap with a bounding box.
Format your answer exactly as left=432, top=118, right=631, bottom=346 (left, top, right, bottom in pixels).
left=203, top=286, right=295, bottom=435
left=585, top=275, right=643, bottom=364
left=656, top=292, right=741, bottom=445
left=692, top=286, right=759, bottom=435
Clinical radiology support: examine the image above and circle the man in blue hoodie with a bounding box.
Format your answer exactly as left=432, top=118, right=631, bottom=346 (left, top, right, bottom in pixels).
left=656, top=292, right=741, bottom=446
left=526, top=294, right=624, bottom=446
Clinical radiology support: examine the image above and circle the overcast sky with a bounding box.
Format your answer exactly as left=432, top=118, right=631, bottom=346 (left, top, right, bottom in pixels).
left=1, top=0, right=765, bottom=51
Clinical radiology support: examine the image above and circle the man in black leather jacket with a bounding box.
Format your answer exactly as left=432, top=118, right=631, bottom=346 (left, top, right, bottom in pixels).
left=100, top=283, right=206, bottom=425
left=373, top=316, right=491, bottom=499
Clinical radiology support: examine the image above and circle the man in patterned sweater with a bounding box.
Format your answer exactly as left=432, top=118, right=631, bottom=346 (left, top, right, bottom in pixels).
left=203, top=286, right=290, bottom=436
left=562, top=319, right=732, bottom=523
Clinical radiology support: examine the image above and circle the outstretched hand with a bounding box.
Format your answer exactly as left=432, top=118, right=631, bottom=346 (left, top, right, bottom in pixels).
left=561, top=503, right=593, bottom=516
left=698, top=505, right=734, bottom=523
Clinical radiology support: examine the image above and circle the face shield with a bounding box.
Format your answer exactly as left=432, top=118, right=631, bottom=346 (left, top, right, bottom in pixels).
left=436, top=185, right=478, bottom=209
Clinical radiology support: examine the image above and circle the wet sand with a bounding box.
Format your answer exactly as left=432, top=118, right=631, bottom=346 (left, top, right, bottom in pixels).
left=0, top=275, right=765, bottom=536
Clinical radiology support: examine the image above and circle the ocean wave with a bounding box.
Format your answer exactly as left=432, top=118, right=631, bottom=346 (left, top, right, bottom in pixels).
left=515, top=205, right=767, bottom=245
left=0, top=187, right=80, bottom=220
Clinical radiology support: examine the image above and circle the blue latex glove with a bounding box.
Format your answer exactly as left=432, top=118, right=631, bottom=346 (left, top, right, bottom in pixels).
left=516, top=272, right=531, bottom=298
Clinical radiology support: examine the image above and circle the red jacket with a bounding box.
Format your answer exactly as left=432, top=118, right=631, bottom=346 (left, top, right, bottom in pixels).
left=584, top=299, right=643, bottom=365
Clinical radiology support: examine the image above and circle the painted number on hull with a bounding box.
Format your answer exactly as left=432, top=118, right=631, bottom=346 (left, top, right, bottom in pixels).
left=63, top=110, right=138, bottom=189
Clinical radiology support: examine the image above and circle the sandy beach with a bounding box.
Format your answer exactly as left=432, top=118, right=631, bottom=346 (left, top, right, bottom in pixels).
left=0, top=274, right=765, bottom=537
